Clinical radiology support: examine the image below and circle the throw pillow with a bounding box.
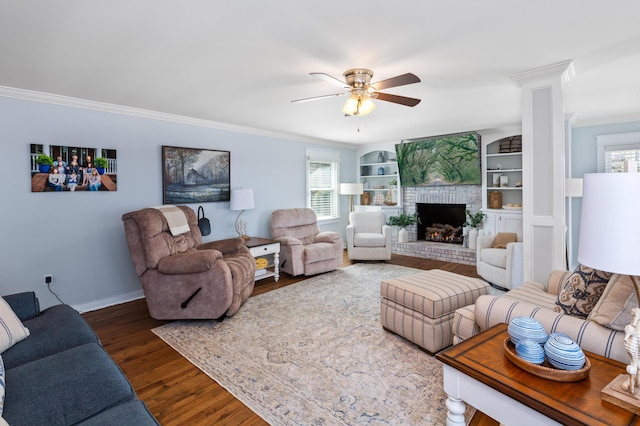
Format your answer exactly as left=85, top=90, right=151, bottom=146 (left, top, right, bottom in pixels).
left=555, top=264, right=612, bottom=319
left=0, top=297, right=30, bottom=353
left=492, top=232, right=517, bottom=249
left=0, top=355, right=4, bottom=416
left=588, top=274, right=638, bottom=331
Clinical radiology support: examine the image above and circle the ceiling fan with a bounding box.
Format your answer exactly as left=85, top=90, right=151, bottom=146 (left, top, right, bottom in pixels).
left=292, top=68, right=421, bottom=116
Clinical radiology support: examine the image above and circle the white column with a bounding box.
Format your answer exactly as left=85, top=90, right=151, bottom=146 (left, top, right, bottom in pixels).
left=511, top=61, right=574, bottom=282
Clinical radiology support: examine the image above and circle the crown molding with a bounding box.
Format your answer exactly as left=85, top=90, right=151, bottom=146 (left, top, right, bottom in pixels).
left=0, top=85, right=356, bottom=149
left=511, top=60, right=575, bottom=87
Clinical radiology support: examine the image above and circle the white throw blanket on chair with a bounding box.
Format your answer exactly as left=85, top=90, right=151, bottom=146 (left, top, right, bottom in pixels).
left=153, top=206, right=190, bottom=236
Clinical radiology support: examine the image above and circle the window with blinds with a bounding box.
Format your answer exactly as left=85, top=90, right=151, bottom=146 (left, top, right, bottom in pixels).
left=306, top=149, right=340, bottom=221
left=604, top=145, right=640, bottom=173
left=596, top=132, right=640, bottom=173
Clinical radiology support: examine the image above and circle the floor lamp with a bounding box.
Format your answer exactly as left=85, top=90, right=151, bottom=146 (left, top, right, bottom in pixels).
left=340, top=183, right=363, bottom=215
left=577, top=172, right=640, bottom=413
left=230, top=188, right=255, bottom=240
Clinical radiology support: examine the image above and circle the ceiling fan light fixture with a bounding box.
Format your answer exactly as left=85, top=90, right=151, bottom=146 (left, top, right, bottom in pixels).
left=342, top=94, right=359, bottom=115
left=358, top=96, right=376, bottom=116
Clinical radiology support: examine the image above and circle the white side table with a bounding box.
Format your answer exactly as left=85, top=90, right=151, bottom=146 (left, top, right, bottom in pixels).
left=245, top=237, right=280, bottom=281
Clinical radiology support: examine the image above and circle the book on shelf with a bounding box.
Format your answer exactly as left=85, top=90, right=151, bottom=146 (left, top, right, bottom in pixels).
left=255, top=268, right=267, bottom=276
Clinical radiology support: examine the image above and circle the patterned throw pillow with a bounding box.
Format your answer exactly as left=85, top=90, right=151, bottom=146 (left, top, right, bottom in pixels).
left=0, top=297, right=30, bottom=353
left=555, top=265, right=612, bottom=319
left=588, top=274, right=638, bottom=331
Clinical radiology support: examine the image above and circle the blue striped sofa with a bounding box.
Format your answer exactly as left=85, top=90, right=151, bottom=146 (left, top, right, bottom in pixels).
left=452, top=270, right=628, bottom=363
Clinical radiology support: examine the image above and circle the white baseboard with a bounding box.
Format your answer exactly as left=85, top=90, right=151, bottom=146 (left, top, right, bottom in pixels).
left=73, top=290, right=146, bottom=314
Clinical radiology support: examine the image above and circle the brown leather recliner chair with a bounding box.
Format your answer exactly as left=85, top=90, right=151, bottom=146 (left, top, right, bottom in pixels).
left=122, top=206, right=255, bottom=320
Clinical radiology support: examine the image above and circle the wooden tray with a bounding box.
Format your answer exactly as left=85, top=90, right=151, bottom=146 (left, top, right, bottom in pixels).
left=503, top=338, right=591, bottom=382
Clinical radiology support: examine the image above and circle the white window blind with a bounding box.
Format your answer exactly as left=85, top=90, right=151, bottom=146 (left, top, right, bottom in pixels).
left=306, top=149, right=340, bottom=221
left=604, top=144, right=640, bottom=173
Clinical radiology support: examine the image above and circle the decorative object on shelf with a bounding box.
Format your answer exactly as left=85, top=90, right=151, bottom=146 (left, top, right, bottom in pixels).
left=489, top=191, right=502, bottom=209
left=503, top=338, right=591, bottom=382
left=503, top=204, right=522, bottom=210
left=374, top=185, right=385, bottom=189
left=372, top=192, right=385, bottom=206
left=377, top=151, right=385, bottom=163
left=340, top=183, right=364, bottom=214
left=389, top=179, right=397, bottom=186
left=578, top=172, right=640, bottom=413
left=230, top=188, right=255, bottom=240
left=384, top=186, right=397, bottom=206
left=162, top=145, right=228, bottom=203
left=255, top=257, right=268, bottom=269
left=378, top=167, right=385, bottom=175
left=463, top=209, right=486, bottom=250
left=544, top=333, right=586, bottom=371
left=498, top=135, right=523, bottom=153
left=507, top=316, right=548, bottom=345
left=500, top=175, right=509, bottom=187
left=360, top=192, right=370, bottom=205
left=493, top=174, right=502, bottom=187
left=387, top=213, right=420, bottom=243
left=515, top=338, right=546, bottom=365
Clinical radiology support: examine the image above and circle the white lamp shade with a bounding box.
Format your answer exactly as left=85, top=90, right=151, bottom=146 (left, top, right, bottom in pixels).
left=577, top=172, right=640, bottom=275
left=340, top=183, right=363, bottom=195
left=230, top=188, right=255, bottom=211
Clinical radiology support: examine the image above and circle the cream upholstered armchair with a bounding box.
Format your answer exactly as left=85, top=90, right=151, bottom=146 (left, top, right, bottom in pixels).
left=346, top=211, right=391, bottom=261
left=476, top=229, right=524, bottom=290
left=270, top=208, right=343, bottom=276
left=122, top=206, right=255, bottom=320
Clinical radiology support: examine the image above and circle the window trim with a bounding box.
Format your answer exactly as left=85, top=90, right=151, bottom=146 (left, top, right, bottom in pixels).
left=306, top=149, right=341, bottom=222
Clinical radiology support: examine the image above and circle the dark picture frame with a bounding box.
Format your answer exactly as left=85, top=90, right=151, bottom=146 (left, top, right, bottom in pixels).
left=162, top=146, right=230, bottom=204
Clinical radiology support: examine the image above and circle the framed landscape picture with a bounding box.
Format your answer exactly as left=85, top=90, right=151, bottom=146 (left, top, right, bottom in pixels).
left=395, top=132, right=481, bottom=186
left=162, top=146, right=230, bottom=204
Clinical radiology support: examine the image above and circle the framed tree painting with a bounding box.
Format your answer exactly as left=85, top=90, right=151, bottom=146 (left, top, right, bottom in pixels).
left=162, top=146, right=230, bottom=204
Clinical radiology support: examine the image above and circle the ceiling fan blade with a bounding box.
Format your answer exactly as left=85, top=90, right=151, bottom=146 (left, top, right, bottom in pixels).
left=370, top=73, right=420, bottom=91
left=310, top=72, right=349, bottom=88
left=374, top=92, right=421, bottom=107
left=291, top=92, right=346, bottom=103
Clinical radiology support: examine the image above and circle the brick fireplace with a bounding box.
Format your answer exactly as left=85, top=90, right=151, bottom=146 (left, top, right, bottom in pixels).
left=392, top=185, right=482, bottom=265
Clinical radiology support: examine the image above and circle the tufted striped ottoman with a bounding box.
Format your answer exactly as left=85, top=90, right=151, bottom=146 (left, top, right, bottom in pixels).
left=380, top=269, right=489, bottom=354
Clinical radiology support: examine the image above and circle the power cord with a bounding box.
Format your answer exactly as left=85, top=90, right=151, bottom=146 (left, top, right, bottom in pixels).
left=46, top=283, right=66, bottom=305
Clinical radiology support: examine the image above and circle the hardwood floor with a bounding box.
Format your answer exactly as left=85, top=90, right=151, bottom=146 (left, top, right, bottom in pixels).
left=82, top=253, right=497, bottom=425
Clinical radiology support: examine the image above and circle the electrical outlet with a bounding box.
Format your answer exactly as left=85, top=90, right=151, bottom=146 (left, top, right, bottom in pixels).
left=44, top=274, right=52, bottom=286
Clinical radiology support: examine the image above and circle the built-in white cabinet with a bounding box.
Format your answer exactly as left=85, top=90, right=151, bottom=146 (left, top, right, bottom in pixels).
left=482, top=209, right=523, bottom=235
left=358, top=148, right=401, bottom=209
left=482, top=136, right=522, bottom=233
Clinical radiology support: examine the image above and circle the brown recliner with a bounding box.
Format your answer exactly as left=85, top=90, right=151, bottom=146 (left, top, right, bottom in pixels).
left=122, top=206, right=255, bottom=320
left=270, top=208, right=343, bottom=276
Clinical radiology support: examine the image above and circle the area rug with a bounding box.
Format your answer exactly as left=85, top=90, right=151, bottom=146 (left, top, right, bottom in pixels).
left=153, top=263, right=476, bottom=425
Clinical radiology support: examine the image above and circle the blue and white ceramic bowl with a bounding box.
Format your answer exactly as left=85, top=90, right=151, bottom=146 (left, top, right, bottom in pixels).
left=515, top=338, right=545, bottom=365
left=508, top=317, right=548, bottom=345
left=544, top=333, right=586, bottom=370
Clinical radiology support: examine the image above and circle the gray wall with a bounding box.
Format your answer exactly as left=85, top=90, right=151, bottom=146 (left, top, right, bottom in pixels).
left=0, top=96, right=357, bottom=311
left=569, top=120, right=640, bottom=267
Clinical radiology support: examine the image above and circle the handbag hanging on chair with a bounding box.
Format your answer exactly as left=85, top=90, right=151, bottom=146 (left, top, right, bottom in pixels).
left=197, top=206, right=211, bottom=236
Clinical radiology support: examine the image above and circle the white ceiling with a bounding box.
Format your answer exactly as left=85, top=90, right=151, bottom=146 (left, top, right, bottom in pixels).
left=2, top=0, right=640, bottom=146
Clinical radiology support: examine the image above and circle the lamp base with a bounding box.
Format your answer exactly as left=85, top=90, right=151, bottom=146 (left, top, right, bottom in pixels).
left=602, top=374, right=640, bottom=415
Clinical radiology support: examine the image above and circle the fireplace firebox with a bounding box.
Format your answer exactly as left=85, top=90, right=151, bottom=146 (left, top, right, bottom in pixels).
left=417, top=203, right=466, bottom=244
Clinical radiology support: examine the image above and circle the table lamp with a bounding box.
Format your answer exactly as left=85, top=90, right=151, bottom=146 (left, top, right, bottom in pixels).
left=230, top=188, right=254, bottom=240
left=577, top=172, right=640, bottom=412
left=340, top=183, right=363, bottom=214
